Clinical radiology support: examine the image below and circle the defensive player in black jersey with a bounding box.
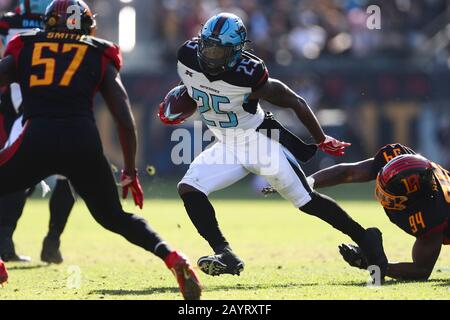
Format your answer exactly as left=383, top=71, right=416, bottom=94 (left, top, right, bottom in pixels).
left=0, top=0, right=74, bottom=264
left=309, top=143, right=450, bottom=280
left=0, top=0, right=201, bottom=299
left=161, top=13, right=388, bottom=279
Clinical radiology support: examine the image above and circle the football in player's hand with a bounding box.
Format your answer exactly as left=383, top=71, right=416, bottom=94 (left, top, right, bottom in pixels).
left=158, top=85, right=197, bottom=125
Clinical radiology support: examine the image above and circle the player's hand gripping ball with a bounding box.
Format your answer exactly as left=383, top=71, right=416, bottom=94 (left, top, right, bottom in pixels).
left=158, top=85, right=197, bottom=125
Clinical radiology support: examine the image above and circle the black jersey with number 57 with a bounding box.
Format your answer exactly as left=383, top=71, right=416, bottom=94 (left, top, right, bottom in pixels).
left=4, top=30, right=122, bottom=120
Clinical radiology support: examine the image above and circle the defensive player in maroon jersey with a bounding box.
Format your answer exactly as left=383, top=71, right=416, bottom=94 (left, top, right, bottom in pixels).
left=309, top=144, right=450, bottom=280
left=0, top=0, right=201, bottom=299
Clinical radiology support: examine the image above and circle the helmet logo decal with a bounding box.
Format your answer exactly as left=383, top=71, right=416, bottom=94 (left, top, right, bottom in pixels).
left=47, top=16, right=57, bottom=27
left=400, top=174, right=421, bottom=194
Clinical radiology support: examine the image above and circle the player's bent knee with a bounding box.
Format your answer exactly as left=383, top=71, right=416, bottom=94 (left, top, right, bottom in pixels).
left=274, top=181, right=312, bottom=208
left=298, top=191, right=323, bottom=213
left=177, top=183, right=202, bottom=196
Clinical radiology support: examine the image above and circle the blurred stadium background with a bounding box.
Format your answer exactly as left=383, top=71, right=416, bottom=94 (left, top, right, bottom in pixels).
left=1, top=0, right=449, bottom=197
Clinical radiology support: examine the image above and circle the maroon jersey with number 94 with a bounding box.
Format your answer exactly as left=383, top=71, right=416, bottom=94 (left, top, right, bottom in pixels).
left=372, top=143, right=450, bottom=244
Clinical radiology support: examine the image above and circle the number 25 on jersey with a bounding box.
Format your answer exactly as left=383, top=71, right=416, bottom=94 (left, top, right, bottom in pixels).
left=191, top=87, right=238, bottom=128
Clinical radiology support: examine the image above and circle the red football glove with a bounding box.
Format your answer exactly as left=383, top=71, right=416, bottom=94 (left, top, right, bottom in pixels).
left=158, top=102, right=183, bottom=125
left=319, top=135, right=351, bottom=156
left=0, top=259, right=8, bottom=286
left=120, top=169, right=144, bottom=209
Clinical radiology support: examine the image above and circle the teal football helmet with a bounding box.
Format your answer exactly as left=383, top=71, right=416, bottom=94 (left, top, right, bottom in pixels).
left=197, top=12, right=248, bottom=75
left=19, top=0, right=53, bottom=16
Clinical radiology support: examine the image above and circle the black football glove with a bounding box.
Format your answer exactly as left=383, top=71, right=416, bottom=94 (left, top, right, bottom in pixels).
left=338, top=243, right=369, bottom=270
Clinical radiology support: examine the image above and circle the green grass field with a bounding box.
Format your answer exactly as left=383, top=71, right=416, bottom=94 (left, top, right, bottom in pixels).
left=1, top=196, right=449, bottom=300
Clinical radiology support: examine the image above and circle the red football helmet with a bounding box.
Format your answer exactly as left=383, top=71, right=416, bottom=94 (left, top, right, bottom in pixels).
left=375, top=154, right=436, bottom=210
left=44, top=0, right=96, bottom=35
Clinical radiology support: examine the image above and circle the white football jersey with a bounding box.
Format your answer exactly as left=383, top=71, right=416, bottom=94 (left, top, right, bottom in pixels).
left=177, top=40, right=269, bottom=139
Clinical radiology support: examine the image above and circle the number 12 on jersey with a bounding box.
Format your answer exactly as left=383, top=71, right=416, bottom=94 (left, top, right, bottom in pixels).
left=192, top=87, right=238, bottom=128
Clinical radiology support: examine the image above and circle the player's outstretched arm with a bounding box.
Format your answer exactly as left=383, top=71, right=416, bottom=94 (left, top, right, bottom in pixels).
left=250, top=78, right=350, bottom=156
left=100, top=64, right=137, bottom=175
left=387, top=233, right=443, bottom=281
left=100, top=63, right=144, bottom=208
left=0, top=55, right=16, bottom=87
left=250, top=78, right=325, bottom=143
left=310, top=158, right=377, bottom=189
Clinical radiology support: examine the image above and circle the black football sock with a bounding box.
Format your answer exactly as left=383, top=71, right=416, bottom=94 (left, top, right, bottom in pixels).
left=180, top=191, right=230, bottom=254
left=300, top=191, right=366, bottom=245
left=47, top=179, right=75, bottom=240
left=0, top=191, right=27, bottom=256
left=0, top=190, right=27, bottom=240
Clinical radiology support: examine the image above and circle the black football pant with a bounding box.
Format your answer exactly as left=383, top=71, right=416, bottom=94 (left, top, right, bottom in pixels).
left=0, top=191, right=26, bottom=239
left=0, top=179, right=74, bottom=246
left=0, top=117, right=171, bottom=259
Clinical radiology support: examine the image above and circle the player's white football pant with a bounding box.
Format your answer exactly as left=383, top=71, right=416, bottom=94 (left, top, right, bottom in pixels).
left=179, top=131, right=312, bottom=208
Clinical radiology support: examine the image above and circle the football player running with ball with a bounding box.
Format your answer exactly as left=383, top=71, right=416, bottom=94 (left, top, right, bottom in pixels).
left=159, top=13, right=388, bottom=279
left=309, top=144, right=450, bottom=280
left=0, top=0, right=201, bottom=299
